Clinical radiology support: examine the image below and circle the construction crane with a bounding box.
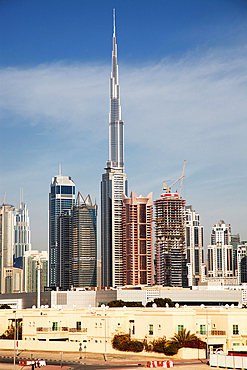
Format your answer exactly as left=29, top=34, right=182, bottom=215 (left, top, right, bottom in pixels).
left=1, top=190, right=7, bottom=206
left=163, top=160, right=186, bottom=198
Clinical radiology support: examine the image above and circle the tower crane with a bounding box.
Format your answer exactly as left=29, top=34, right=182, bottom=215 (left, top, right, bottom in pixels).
left=1, top=190, right=7, bottom=206
left=162, top=160, right=186, bottom=199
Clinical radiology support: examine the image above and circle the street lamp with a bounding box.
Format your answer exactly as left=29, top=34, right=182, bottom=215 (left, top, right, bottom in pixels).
left=101, top=304, right=109, bottom=361
left=13, top=310, right=16, bottom=370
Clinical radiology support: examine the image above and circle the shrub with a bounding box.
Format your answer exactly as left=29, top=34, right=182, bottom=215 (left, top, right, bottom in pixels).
left=112, top=333, right=143, bottom=352
left=163, top=343, right=179, bottom=356
left=152, top=338, right=167, bottom=353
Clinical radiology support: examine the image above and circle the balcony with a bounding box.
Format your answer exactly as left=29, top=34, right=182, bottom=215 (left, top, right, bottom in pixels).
left=37, top=327, right=87, bottom=333
left=196, top=330, right=226, bottom=336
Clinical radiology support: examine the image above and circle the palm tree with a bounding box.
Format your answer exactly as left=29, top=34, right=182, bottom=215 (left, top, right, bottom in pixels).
left=169, top=328, right=198, bottom=348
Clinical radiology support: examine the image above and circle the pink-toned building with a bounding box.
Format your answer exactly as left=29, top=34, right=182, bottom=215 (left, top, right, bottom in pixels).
left=122, top=192, right=153, bottom=286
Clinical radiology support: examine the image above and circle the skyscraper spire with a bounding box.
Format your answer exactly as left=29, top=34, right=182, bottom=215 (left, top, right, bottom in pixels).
left=108, top=8, right=124, bottom=170
left=113, top=8, right=116, bottom=37
left=101, top=10, right=128, bottom=288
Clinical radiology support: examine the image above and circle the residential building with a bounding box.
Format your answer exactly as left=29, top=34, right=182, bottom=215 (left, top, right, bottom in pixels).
left=122, top=192, right=153, bottom=286
left=23, top=250, right=48, bottom=293
left=0, top=204, right=15, bottom=293
left=14, top=193, right=31, bottom=268
left=2, top=267, right=23, bottom=294
left=185, top=205, right=205, bottom=286
left=49, top=167, right=76, bottom=287
left=154, top=190, right=187, bottom=287
left=207, top=220, right=235, bottom=284
left=101, top=10, right=128, bottom=287
left=1, top=305, right=247, bottom=355
left=71, top=193, right=97, bottom=288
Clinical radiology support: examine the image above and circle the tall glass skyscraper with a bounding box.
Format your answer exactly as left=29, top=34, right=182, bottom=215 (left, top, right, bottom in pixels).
left=101, top=10, right=128, bottom=287
left=14, top=191, right=31, bottom=268
left=71, top=193, right=97, bottom=288
left=49, top=169, right=75, bottom=287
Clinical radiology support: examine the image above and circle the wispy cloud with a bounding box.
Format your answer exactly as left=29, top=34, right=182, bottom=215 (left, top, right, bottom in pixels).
left=1, top=44, right=247, bottom=249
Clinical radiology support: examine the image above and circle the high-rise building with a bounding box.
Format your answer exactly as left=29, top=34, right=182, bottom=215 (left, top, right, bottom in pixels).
left=154, top=189, right=187, bottom=287
left=71, top=193, right=97, bottom=288
left=23, top=250, right=48, bottom=293
left=236, top=242, right=247, bottom=284
left=57, top=211, right=71, bottom=290
left=49, top=168, right=76, bottom=287
left=231, top=234, right=240, bottom=275
left=185, top=205, right=205, bottom=286
left=122, top=192, right=153, bottom=286
left=207, top=220, right=235, bottom=283
left=14, top=191, right=31, bottom=268
left=0, top=204, right=15, bottom=293
left=101, top=10, right=128, bottom=287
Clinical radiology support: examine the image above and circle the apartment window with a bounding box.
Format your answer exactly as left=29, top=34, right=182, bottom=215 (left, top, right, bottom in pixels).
left=158, top=324, right=162, bottom=330
left=200, top=325, right=206, bottom=335
left=233, top=325, right=239, bottom=335
left=52, top=322, right=58, bottom=331
left=233, top=343, right=240, bottom=346
left=149, top=324, right=154, bottom=335
left=76, top=321, right=81, bottom=330
left=178, top=325, right=184, bottom=333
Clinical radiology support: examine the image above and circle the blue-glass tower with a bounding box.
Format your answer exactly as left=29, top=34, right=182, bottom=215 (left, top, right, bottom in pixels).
left=49, top=169, right=75, bottom=287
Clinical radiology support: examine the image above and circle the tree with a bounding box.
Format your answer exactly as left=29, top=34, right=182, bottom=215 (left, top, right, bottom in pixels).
left=107, top=300, right=143, bottom=307
left=169, top=328, right=198, bottom=348
left=146, top=298, right=175, bottom=307
left=0, top=304, right=11, bottom=309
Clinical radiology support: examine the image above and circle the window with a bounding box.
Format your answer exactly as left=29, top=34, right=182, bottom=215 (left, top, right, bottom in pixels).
left=158, top=324, right=162, bottom=330
left=233, top=343, right=240, bottom=346
left=178, top=325, right=184, bottom=333
left=200, top=325, right=206, bottom=335
left=149, top=324, right=154, bottom=335
left=233, top=325, right=239, bottom=335
left=76, top=321, right=81, bottom=330
left=52, top=322, right=58, bottom=331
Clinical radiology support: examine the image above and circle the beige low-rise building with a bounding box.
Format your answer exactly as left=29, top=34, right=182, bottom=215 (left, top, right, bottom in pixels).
left=0, top=305, right=246, bottom=355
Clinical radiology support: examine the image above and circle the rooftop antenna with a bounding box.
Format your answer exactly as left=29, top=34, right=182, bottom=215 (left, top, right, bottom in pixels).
left=59, top=164, right=62, bottom=176
left=113, top=8, right=115, bottom=37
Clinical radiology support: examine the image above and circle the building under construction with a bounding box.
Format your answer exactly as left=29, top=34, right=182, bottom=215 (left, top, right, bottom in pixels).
left=154, top=161, right=188, bottom=287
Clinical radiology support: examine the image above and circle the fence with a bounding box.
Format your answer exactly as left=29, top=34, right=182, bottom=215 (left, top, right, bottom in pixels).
left=210, top=353, right=247, bottom=369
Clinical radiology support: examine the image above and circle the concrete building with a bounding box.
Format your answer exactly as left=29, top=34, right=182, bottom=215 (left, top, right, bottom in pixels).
left=207, top=220, right=235, bottom=284
left=0, top=305, right=247, bottom=355
left=49, top=167, right=76, bottom=287
left=185, top=205, right=205, bottom=286
left=13, top=192, right=31, bottom=268
left=122, top=192, right=153, bottom=286
left=23, top=250, right=48, bottom=293
left=0, top=204, right=15, bottom=293
left=101, top=11, right=128, bottom=288
left=154, top=189, right=187, bottom=287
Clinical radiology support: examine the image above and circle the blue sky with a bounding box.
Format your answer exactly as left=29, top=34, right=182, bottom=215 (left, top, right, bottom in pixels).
left=1, top=0, right=247, bottom=252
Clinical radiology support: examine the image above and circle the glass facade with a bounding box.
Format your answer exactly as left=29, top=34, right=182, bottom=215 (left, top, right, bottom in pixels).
left=49, top=174, right=75, bottom=287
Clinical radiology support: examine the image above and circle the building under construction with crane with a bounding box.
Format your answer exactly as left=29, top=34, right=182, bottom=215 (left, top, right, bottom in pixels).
left=154, top=161, right=188, bottom=287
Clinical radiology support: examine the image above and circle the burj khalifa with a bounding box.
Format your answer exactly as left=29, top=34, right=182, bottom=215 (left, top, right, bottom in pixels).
left=101, top=10, right=128, bottom=287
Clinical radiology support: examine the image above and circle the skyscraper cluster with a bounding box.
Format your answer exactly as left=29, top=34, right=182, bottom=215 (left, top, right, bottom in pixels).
left=1, top=11, right=246, bottom=295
